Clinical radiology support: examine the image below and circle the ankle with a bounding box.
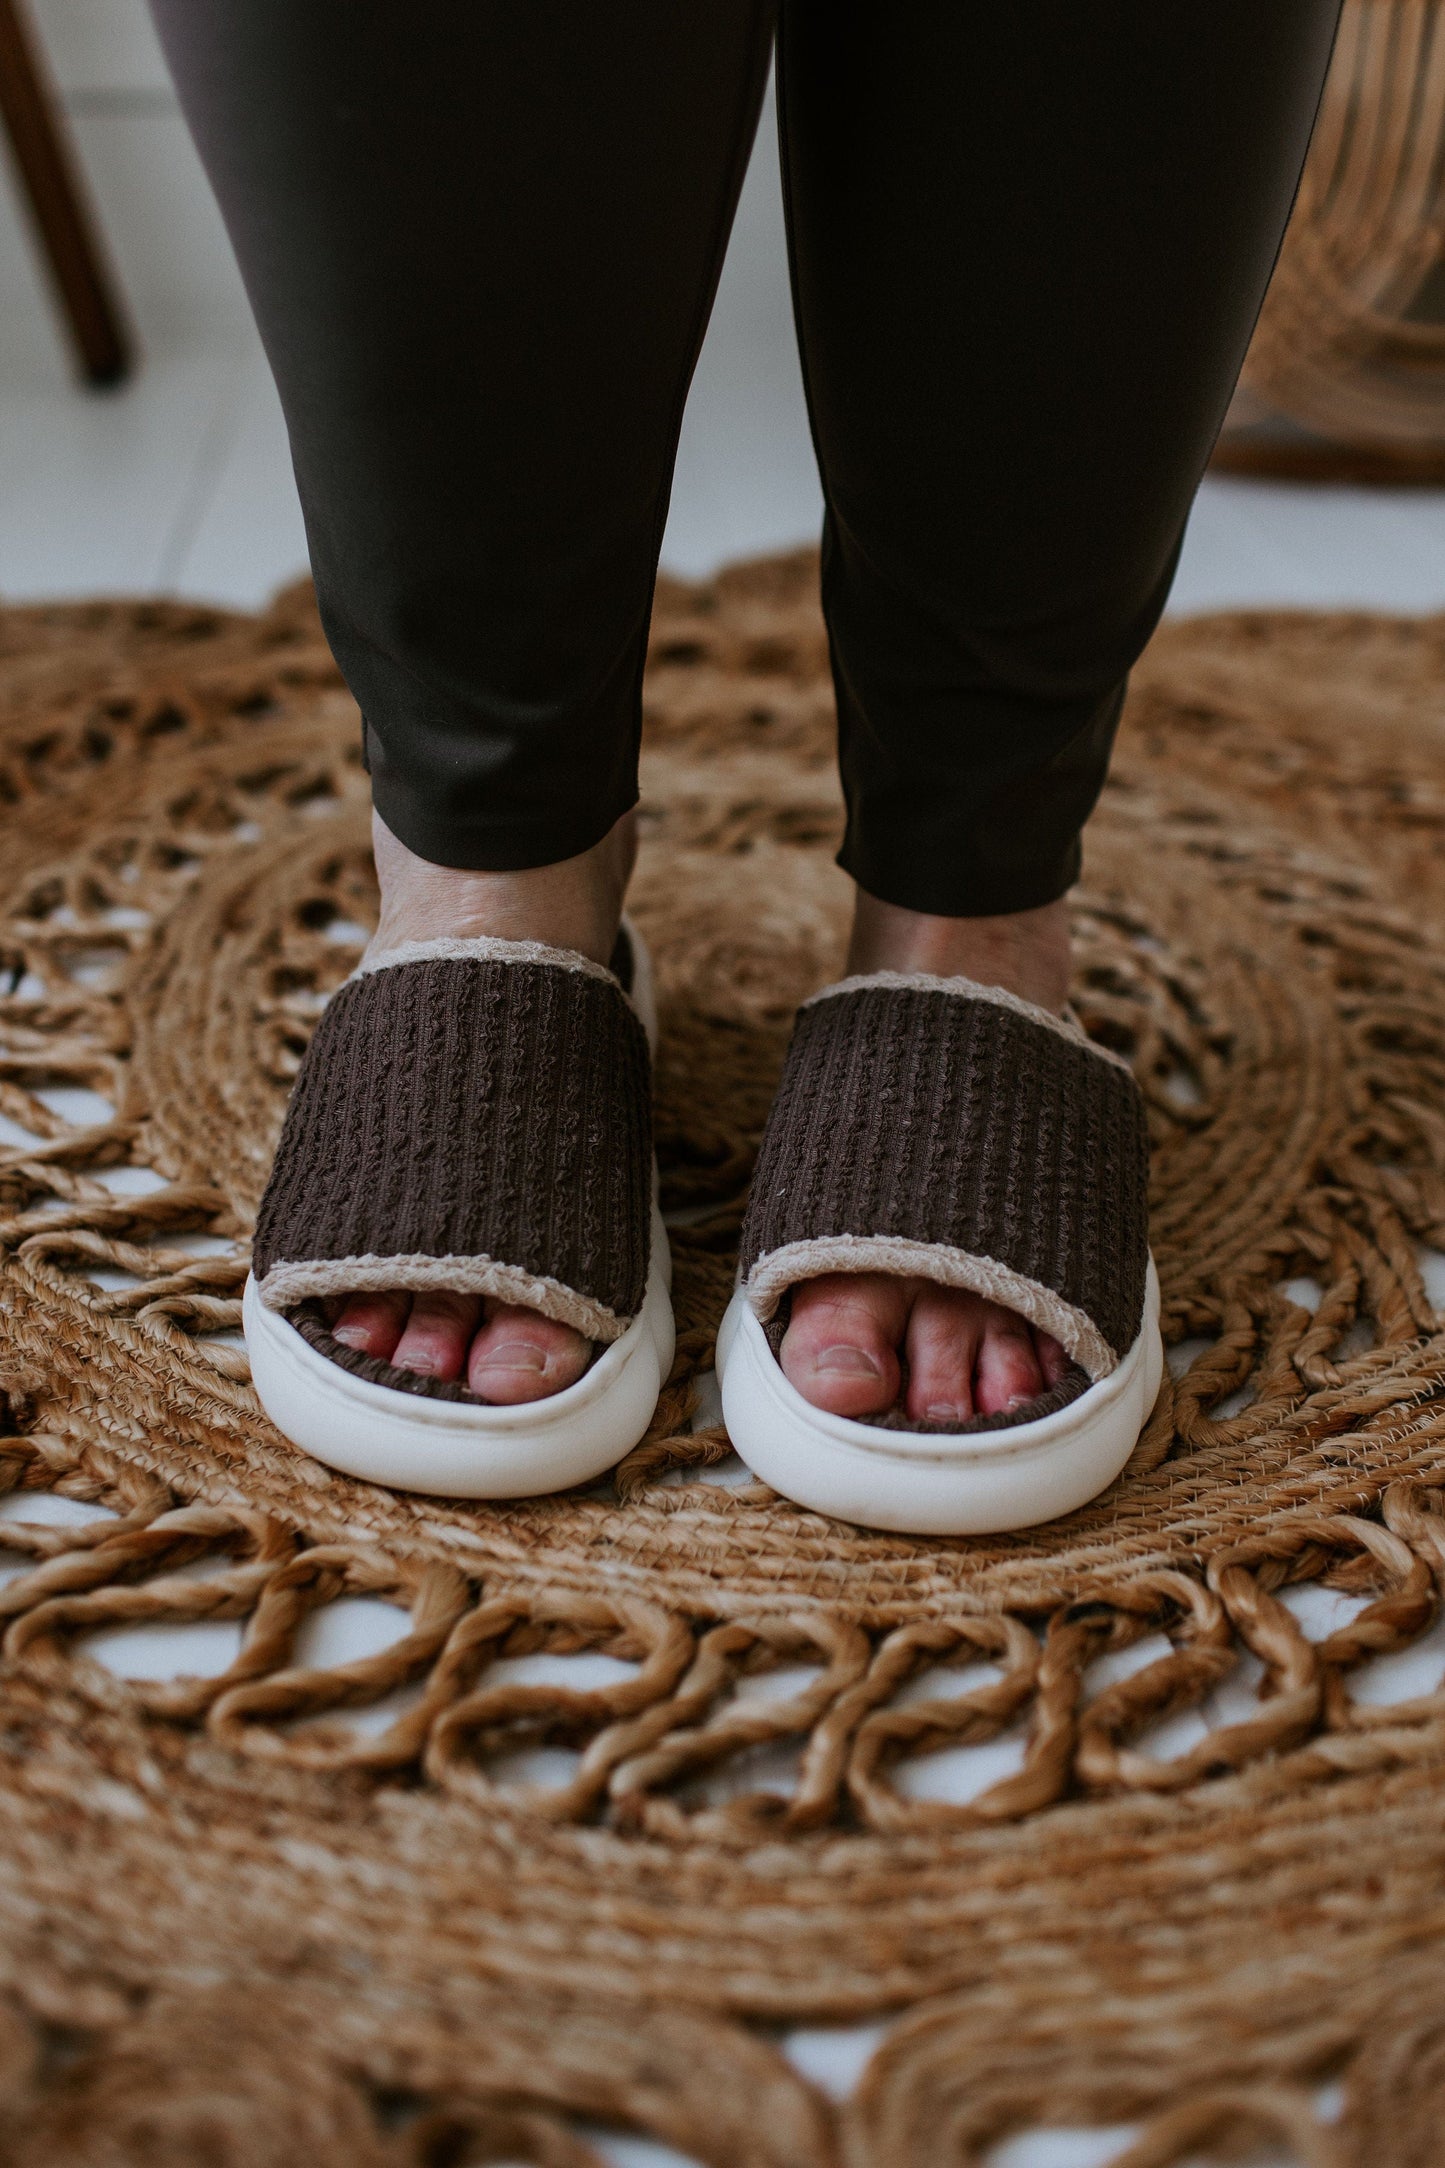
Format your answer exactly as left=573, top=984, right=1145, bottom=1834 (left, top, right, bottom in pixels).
left=845, top=891, right=1071, bottom=1015
left=369, top=809, right=636, bottom=969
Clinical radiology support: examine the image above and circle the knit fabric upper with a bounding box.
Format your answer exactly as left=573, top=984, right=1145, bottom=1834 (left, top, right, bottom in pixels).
left=738, top=974, right=1150, bottom=1383
left=253, top=943, right=652, bottom=1369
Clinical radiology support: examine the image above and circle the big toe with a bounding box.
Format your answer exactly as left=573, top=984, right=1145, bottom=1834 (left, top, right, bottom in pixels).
left=468, top=1302, right=592, bottom=1404
left=780, top=1272, right=908, bottom=1419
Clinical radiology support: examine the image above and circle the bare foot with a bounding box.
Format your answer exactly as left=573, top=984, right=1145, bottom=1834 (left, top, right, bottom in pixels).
left=329, top=809, right=635, bottom=1403
left=781, top=893, right=1073, bottom=1424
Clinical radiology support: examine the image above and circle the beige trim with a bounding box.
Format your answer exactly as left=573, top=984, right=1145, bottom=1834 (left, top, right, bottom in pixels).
left=741, top=1234, right=1117, bottom=1381
left=351, top=934, right=619, bottom=988
left=801, top=970, right=1134, bottom=1074
left=257, top=1252, right=629, bottom=1343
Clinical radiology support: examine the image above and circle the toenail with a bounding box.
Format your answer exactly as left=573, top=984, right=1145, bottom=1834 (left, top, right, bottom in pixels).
left=332, top=1324, right=368, bottom=1348
left=1006, top=1392, right=1036, bottom=1411
left=813, top=1344, right=883, bottom=1377
left=925, top=1403, right=965, bottom=1421
left=477, top=1345, right=547, bottom=1373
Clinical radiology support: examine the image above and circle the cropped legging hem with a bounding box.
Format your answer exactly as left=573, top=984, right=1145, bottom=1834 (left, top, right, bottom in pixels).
left=364, top=724, right=643, bottom=881
left=150, top=0, right=1343, bottom=918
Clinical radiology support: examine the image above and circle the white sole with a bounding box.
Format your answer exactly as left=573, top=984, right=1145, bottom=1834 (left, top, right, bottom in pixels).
left=716, top=1257, right=1163, bottom=1534
left=244, top=915, right=675, bottom=1498
left=244, top=1209, right=673, bottom=1499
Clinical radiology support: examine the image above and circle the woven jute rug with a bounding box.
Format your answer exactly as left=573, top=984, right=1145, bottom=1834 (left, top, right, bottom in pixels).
left=3, top=554, right=1445, bottom=2165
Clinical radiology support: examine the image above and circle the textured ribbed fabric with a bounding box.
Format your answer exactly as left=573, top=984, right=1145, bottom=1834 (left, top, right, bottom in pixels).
left=739, top=982, right=1149, bottom=1372
left=253, top=955, right=651, bottom=1336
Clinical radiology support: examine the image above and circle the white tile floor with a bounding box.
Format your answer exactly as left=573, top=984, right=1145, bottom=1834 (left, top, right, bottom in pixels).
left=4, top=8, right=1444, bottom=2160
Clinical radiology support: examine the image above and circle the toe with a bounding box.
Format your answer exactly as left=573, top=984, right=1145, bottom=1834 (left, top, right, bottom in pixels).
left=332, top=1290, right=411, bottom=1363
left=903, top=1283, right=986, bottom=1424
left=468, top=1302, right=592, bottom=1404
left=974, top=1302, right=1045, bottom=1416
left=390, top=1290, right=484, bottom=1381
left=781, top=1272, right=908, bottom=1418
left=1034, top=1328, right=1069, bottom=1390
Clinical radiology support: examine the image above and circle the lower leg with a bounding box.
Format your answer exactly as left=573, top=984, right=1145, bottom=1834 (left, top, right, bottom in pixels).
left=150, top=0, right=777, bottom=879
left=844, top=891, right=1070, bottom=1012
left=369, top=806, right=636, bottom=971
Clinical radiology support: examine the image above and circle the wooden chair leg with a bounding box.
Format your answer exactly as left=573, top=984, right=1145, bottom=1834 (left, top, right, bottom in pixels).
left=0, top=0, right=133, bottom=385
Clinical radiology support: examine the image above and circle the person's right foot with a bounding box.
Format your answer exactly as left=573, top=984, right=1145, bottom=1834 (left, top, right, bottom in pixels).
left=327, top=806, right=635, bottom=1402
left=330, top=1285, right=595, bottom=1403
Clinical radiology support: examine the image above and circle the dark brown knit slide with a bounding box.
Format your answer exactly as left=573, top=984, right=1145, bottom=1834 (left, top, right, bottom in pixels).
left=715, top=971, right=1163, bottom=1532
left=242, top=920, right=673, bottom=1497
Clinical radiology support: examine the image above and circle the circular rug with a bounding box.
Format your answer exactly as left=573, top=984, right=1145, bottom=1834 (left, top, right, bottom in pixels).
left=3, top=556, right=1445, bottom=2165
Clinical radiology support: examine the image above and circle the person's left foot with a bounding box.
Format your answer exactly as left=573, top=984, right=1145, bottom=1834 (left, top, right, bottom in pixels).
left=780, top=889, right=1073, bottom=1424
left=780, top=1272, right=1068, bottom=1423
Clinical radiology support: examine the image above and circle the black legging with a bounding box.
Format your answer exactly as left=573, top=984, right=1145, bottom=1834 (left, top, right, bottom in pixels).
left=149, top=1, right=1341, bottom=917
